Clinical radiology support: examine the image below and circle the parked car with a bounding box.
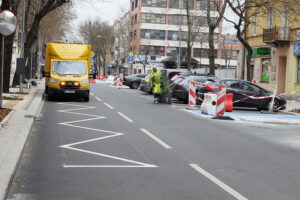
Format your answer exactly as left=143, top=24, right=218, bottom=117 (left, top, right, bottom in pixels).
left=140, top=69, right=189, bottom=94
left=123, top=74, right=147, bottom=89
left=172, top=76, right=218, bottom=103
left=139, top=74, right=152, bottom=93
left=197, top=79, right=286, bottom=111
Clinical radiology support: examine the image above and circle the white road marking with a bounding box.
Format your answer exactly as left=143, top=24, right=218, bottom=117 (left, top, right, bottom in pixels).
left=58, top=103, right=156, bottom=168
left=95, top=96, right=102, bottom=102
left=117, top=112, right=134, bottom=123
left=90, top=93, right=94, bottom=96
left=190, top=164, right=248, bottom=200
left=63, top=165, right=156, bottom=168
left=140, top=128, right=172, bottom=149
left=104, top=103, right=114, bottom=110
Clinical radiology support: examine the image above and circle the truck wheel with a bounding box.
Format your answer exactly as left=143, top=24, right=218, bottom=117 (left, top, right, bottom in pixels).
left=47, top=93, right=54, bottom=101
left=84, top=95, right=89, bottom=102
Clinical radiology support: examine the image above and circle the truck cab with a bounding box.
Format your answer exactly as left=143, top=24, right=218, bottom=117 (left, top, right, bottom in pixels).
left=44, top=42, right=92, bottom=102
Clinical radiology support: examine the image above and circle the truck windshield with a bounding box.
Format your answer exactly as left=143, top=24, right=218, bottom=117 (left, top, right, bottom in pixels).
left=52, top=61, right=87, bottom=75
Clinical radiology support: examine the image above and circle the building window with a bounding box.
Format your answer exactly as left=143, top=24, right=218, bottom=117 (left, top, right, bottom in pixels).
left=222, top=50, right=239, bottom=60
left=142, top=13, right=166, bottom=24
left=298, top=57, right=300, bottom=82
left=252, top=14, right=257, bottom=36
left=267, top=8, right=273, bottom=28
left=168, top=15, right=187, bottom=25
left=135, top=14, right=138, bottom=24
left=135, top=0, right=138, bottom=8
left=142, top=0, right=166, bottom=7
left=193, top=48, right=217, bottom=58
left=169, top=0, right=193, bottom=9
left=195, top=1, right=217, bottom=11
left=140, top=45, right=165, bottom=56
left=131, top=1, right=134, bottom=11
left=167, top=31, right=187, bottom=41
left=167, top=47, right=187, bottom=57
left=140, top=29, right=165, bottom=40
left=194, top=33, right=219, bottom=42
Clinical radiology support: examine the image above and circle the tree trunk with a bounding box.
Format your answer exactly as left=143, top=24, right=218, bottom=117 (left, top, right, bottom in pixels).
left=186, top=0, right=192, bottom=71
left=208, top=26, right=216, bottom=75
left=1, top=0, right=19, bottom=92
left=236, top=31, right=252, bottom=81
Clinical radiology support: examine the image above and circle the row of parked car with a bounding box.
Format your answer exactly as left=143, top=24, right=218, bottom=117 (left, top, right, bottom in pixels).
left=122, top=71, right=286, bottom=111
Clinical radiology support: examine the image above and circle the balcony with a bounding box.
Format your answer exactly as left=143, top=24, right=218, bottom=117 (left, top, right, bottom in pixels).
left=263, top=27, right=290, bottom=47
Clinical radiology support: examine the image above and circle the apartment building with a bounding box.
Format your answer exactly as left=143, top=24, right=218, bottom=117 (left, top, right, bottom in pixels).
left=129, top=0, right=237, bottom=73
left=246, top=4, right=300, bottom=95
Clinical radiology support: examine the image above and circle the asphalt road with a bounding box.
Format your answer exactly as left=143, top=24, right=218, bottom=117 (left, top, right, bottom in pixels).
left=6, top=83, right=300, bottom=200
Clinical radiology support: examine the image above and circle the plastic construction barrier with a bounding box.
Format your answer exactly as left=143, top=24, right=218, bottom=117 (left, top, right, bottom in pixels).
left=201, top=93, right=217, bottom=115
left=90, top=79, right=96, bottom=84
left=113, top=74, right=118, bottom=86
left=225, top=93, right=233, bottom=112
left=188, top=81, right=197, bottom=107
left=216, top=86, right=226, bottom=116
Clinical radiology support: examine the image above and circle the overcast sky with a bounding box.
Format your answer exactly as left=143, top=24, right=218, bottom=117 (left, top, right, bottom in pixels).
left=72, top=0, right=129, bottom=25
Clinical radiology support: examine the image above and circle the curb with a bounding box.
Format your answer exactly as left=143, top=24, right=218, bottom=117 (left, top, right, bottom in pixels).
left=0, top=83, right=45, bottom=200
left=0, top=110, right=16, bottom=129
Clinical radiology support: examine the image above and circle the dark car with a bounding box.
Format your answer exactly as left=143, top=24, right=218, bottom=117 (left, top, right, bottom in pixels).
left=172, top=76, right=218, bottom=103
left=197, top=79, right=286, bottom=111
left=139, top=74, right=152, bottom=93
left=123, top=74, right=147, bottom=89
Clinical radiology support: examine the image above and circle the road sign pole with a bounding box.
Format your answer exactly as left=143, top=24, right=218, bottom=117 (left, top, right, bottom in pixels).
left=0, top=36, right=4, bottom=108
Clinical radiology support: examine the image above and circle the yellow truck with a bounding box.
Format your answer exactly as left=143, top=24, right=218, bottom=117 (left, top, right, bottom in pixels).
left=43, top=42, right=93, bottom=102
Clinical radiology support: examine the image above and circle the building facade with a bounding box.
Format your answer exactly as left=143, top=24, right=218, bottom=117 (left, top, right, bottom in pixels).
left=128, top=0, right=237, bottom=74
left=246, top=5, right=300, bottom=95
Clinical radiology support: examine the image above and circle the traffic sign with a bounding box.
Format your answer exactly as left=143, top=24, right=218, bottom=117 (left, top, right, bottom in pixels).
left=128, top=56, right=133, bottom=63
left=129, top=51, right=133, bottom=57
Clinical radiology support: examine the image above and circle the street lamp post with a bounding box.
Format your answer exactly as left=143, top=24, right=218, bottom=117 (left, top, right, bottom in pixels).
left=177, top=27, right=182, bottom=69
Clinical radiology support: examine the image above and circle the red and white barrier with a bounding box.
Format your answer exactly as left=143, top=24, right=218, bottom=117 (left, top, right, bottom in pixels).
left=188, top=81, right=197, bottom=107
left=216, top=86, right=226, bottom=115
left=113, top=74, right=118, bottom=86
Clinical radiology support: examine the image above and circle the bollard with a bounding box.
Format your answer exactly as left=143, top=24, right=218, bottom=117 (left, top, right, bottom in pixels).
left=216, top=85, right=226, bottom=116
left=188, top=81, right=197, bottom=108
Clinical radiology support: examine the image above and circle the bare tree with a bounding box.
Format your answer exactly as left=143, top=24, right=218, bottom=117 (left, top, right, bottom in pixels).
left=79, top=19, right=114, bottom=75
left=206, top=0, right=227, bottom=75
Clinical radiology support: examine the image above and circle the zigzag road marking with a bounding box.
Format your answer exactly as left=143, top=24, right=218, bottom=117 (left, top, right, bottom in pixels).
left=58, top=103, right=157, bottom=168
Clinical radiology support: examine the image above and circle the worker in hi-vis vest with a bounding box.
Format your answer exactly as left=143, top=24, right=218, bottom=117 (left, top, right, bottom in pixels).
left=149, top=66, right=162, bottom=104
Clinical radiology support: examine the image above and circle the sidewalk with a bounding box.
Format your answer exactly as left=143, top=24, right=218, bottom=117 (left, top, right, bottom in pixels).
left=0, top=81, right=44, bottom=200
left=187, top=109, right=300, bottom=125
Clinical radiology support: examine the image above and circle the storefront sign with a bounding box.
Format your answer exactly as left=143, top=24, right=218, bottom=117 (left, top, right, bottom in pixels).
left=294, top=43, right=300, bottom=56
left=251, top=47, right=271, bottom=57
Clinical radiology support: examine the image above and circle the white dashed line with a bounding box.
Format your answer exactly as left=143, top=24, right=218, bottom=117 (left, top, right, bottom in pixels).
left=117, top=112, right=134, bottom=123
left=190, top=164, right=248, bottom=200
left=104, top=103, right=114, bottom=110
left=95, top=97, right=102, bottom=102
left=90, top=93, right=94, bottom=96
left=140, top=129, right=172, bottom=149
